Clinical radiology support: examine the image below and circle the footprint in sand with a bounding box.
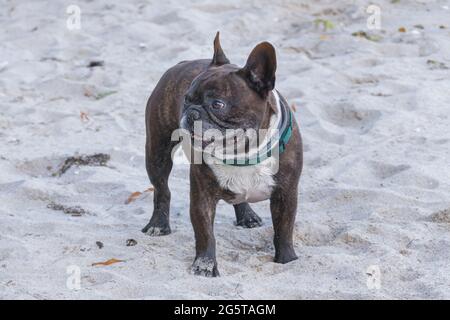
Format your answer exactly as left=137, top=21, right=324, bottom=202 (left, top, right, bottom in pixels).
left=17, top=157, right=65, bottom=178
left=294, top=223, right=342, bottom=246
left=433, top=138, right=449, bottom=145
left=403, top=173, right=440, bottom=190
left=150, top=11, right=185, bottom=25
left=0, top=180, right=26, bottom=193
left=308, top=121, right=346, bottom=145
left=370, top=161, right=411, bottom=180
left=350, top=58, right=383, bottom=68
left=320, top=102, right=382, bottom=134
left=82, top=272, right=114, bottom=288
left=305, top=156, right=328, bottom=168
left=75, top=182, right=129, bottom=202
left=370, top=161, right=440, bottom=189
left=300, top=103, right=346, bottom=145
left=335, top=230, right=372, bottom=252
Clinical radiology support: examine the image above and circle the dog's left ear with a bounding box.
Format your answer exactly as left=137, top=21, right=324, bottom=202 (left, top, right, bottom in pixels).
left=238, top=42, right=277, bottom=99
left=211, top=32, right=230, bottom=66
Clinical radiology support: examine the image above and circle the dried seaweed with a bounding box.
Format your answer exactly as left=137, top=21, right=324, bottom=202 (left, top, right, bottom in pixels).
left=427, top=59, right=449, bottom=70
left=351, top=31, right=382, bottom=42
left=47, top=202, right=88, bottom=217
left=53, top=153, right=110, bottom=176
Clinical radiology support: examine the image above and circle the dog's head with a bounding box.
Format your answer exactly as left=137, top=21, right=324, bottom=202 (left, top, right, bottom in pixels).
left=180, top=32, right=277, bottom=149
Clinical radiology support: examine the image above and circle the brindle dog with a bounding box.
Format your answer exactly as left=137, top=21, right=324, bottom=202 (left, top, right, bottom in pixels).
left=143, top=33, right=303, bottom=276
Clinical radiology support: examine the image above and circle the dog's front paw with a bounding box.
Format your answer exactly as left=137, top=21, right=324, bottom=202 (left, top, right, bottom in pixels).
left=236, top=207, right=263, bottom=228
left=142, top=224, right=171, bottom=236
left=142, top=213, right=171, bottom=236
left=192, top=257, right=220, bottom=277
left=274, top=246, right=298, bottom=264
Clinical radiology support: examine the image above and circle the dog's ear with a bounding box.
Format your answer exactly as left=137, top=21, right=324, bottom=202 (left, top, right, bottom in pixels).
left=237, top=42, right=277, bottom=98
left=210, top=32, right=230, bottom=66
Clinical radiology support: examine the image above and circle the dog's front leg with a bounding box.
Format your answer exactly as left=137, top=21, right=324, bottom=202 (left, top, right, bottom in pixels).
left=190, top=167, right=219, bottom=277
left=270, top=187, right=298, bottom=264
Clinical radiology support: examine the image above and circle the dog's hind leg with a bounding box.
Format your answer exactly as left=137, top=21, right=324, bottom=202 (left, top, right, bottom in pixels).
left=142, top=139, right=176, bottom=236
left=233, top=203, right=263, bottom=228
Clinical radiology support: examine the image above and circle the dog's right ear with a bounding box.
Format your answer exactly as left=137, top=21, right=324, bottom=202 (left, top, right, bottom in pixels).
left=237, top=42, right=277, bottom=99
left=211, top=32, right=230, bottom=66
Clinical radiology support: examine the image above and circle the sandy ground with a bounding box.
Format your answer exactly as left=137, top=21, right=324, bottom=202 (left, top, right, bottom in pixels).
left=1, top=0, right=450, bottom=299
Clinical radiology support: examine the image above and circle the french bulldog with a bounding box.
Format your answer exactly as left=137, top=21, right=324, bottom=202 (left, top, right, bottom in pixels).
left=142, top=32, right=303, bottom=277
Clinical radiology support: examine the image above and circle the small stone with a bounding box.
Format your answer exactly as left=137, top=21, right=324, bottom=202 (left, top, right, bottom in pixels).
left=96, top=241, right=104, bottom=249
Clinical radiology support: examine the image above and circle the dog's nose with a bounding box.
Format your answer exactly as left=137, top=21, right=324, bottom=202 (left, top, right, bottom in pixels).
left=187, top=109, right=201, bottom=123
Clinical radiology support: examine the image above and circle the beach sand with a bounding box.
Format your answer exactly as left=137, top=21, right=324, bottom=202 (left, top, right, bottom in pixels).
left=1, top=0, right=450, bottom=299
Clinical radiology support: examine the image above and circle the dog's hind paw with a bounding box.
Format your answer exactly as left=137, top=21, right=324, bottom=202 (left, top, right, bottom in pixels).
left=191, top=257, right=220, bottom=277
left=236, top=207, right=263, bottom=228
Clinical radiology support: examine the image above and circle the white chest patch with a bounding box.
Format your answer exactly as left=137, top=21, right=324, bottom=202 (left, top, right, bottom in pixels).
left=209, top=156, right=278, bottom=204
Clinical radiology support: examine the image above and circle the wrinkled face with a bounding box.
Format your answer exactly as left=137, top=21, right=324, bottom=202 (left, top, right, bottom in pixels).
left=180, top=65, right=267, bottom=148
left=180, top=35, right=277, bottom=152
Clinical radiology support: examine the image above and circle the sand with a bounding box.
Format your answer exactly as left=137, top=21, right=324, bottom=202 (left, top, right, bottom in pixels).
left=1, top=0, right=450, bottom=299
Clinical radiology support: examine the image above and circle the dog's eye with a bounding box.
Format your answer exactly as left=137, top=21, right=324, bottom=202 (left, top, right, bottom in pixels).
left=211, top=100, right=225, bottom=110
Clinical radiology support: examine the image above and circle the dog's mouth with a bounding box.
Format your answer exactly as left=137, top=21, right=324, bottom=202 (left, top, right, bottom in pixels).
left=180, top=113, right=278, bottom=166
left=181, top=110, right=225, bottom=147
left=191, top=131, right=220, bottom=150
left=180, top=121, right=214, bottom=150
left=191, top=132, right=201, bottom=139
left=180, top=105, right=263, bottom=158
left=190, top=132, right=205, bottom=142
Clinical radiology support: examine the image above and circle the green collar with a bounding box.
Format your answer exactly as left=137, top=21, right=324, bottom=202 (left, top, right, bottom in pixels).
left=221, top=91, right=293, bottom=166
